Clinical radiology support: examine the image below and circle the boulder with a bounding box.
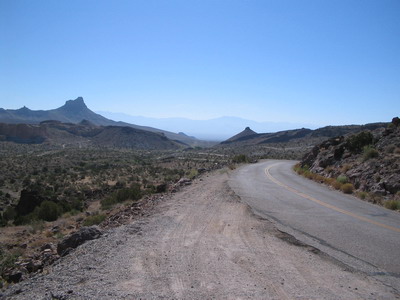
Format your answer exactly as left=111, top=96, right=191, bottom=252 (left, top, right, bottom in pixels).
left=57, top=226, right=102, bottom=256
left=177, top=178, right=192, bottom=186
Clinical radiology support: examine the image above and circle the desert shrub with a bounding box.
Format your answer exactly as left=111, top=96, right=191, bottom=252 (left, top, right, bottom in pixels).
left=341, top=183, right=354, bottom=194
left=0, top=248, right=22, bottom=280
left=187, top=169, right=199, bottom=179
left=346, top=131, right=374, bottom=153
left=336, top=175, right=348, bottom=184
left=384, top=200, right=400, bottom=210
left=28, top=220, right=45, bottom=234
left=362, top=145, right=379, bottom=161
left=314, top=174, right=326, bottom=183
left=323, top=177, right=336, bottom=186
left=83, top=213, right=106, bottom=226
left=340, top=164, right=351, bottom=173
left=357, top=191, right=368, bottom=200
left=101, top=183, right=142, bottom=210
left=2, top=206, right=16, bottom=222
left=324, top=166, right=334, bottom=174
left=36, top=201, right=63, bottom=222
left=332, top=181, right=343, bottom=190
left=232, top=154, right=249, bottom=164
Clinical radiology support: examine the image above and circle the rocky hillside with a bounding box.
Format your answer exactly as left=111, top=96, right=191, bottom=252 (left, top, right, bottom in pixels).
left=0, top=120, right=182, bottom=150
left=0, top=97, right=208, bottom=147
left=301, top=117, right=400, bottom=203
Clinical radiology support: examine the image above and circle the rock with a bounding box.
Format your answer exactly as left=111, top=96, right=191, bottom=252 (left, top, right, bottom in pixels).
left=57, top=226, right=102, bottom=256
left=382, top=173, right=400, bottom=194
left=40, top=243, right=55, bottom=251
left=177, top=178, right=192, bottom=186
left=51, top=225, right=60, bottom=233
left=300, top=120, right=400, bottom=201
left=26, top=260, right=43, bottom=273
left=7, top=270, right=23, bottom=283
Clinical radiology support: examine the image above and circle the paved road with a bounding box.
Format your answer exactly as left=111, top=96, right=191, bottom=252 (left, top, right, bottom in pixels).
left=229, top=160, right=400, bottom=280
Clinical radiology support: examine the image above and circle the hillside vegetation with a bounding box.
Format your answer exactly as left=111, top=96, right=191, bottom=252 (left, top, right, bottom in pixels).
left=298, top=117, right=400, bottom=209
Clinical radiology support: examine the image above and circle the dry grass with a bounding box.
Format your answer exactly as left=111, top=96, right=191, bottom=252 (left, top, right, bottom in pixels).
left=341, top=183, right=354, bottom=194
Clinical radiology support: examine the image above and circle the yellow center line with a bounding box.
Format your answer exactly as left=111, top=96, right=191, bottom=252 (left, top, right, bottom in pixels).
left=265, top=163, right=400, bottom=233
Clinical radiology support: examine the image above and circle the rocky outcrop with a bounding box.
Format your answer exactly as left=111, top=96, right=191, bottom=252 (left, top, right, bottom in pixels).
left=300, top=118, right=400, bottom=198
left=57, top=226, right=102, bottom=256
left=3, top=243, right=59, bottom=283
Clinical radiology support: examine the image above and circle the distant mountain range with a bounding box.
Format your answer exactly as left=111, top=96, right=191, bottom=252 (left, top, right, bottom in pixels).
left=0, top=120, right=183, bottom=150
left=0, top=97, right=213, bottom=147
left=97, top=111, right=318, bottom=141
left=0, top=97, right=392, bottom=150
left=220, top=123, right=389, bottom=146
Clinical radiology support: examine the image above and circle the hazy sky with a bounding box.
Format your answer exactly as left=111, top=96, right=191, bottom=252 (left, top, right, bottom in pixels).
left=1, top=0, right=399, bottom=126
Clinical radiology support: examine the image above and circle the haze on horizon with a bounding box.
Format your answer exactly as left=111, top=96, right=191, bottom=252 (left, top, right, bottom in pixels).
left=1, top=0, right=399, bottom=127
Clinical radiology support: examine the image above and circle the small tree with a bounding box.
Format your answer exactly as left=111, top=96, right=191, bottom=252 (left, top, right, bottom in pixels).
left=36, top=201, right=62, bottom=222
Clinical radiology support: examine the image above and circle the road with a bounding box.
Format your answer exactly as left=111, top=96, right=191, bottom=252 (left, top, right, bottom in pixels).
left=229, top=160, right=400, bottom=284
left=5, top=169, right=398, bottom=299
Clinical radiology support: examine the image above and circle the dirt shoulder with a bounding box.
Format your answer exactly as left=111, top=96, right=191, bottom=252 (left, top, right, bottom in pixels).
left=3, top=169, right=399, bottom=299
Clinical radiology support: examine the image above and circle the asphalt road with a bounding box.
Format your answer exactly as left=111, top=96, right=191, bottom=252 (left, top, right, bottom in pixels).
left=229, top=160, right=400, bottom=280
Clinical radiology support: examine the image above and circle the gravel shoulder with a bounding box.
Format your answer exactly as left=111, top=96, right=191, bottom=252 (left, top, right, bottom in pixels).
left=3, top=169, right=399, bottom=299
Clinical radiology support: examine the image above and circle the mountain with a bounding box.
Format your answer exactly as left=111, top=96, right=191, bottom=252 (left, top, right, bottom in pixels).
left=0, top=97, right=211, bottom=147
left=221, top=123, right=389, bottom=146
left=97, top=111, right=318, bottom=141
left=224, top=127, right=258, bottom=143
left=0, top=120, right=182, bottom=150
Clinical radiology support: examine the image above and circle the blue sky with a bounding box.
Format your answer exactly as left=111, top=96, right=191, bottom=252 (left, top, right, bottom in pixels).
left=1, top=0, right=399, bottom=126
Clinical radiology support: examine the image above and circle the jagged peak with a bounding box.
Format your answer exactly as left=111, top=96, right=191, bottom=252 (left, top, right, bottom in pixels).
left=242, top=127, right=257, bottom=134
left=62, top=97, right=88, bottom=110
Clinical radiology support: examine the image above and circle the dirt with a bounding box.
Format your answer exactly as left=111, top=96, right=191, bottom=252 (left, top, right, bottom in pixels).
left=3, top=169, right=399, bottom=299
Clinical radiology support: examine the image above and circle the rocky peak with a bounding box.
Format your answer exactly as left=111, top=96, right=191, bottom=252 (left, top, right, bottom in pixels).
left=61, top=97, right=88, bottom=111
left=16, top=106, right=32, bottom=114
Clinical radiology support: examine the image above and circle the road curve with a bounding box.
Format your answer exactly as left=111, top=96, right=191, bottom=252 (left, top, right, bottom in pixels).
left=229, top=160, right=400, bottom=283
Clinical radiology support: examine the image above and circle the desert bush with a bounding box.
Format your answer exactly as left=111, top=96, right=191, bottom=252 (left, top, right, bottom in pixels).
left=187, top=169, right=199, bottom=179
left=83, top=213, right=106, bottom=226
left=232, top=154, right=249, bottom=164
left=336, top=175, right=348, bottom=184
left=0, top=248, right=22, bottom=280
left=36, top=201, right=63, bottom=222
left=28, top=220, right=45, bottom=234
left=314, top=174, right=326, bottom=183
left=340, top=164, right=351, bottom=173
left=384, top=200, right=400, bottom=210
left=341, top=183, right=354, bottom=194
left=357, top=191, right=368, bottom=200
left=362, top=145, right=379, bottom=161
left=2, top=206, right=16, bottom=222
left=323, top=177, right=336, bottom=186
left=101, top=183, right=142, bottom=210
left=346, top=131, right=374, bottom=153
left=332, top=181, right=343, bottom=190
left=324, top=166, right=334, bottom=174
